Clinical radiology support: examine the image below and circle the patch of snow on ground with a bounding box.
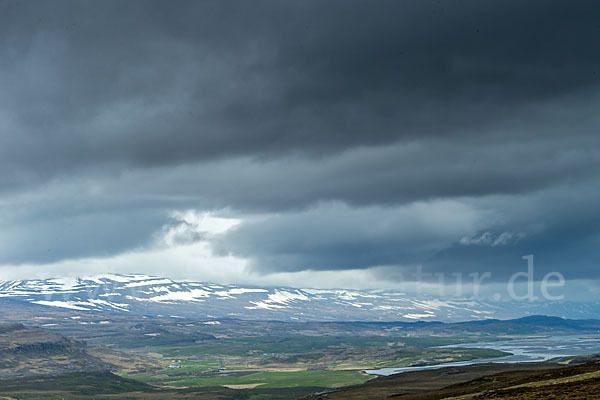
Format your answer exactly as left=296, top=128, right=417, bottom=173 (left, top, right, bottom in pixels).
left=144, top=289, right=211, bottom=302
left=403, top=313, right=436, bottom=319
left=32, top=301, right=89, bottom=311
left=215, top=288, right=268, bottom=297
left=124, top=279, right=174, bottom=288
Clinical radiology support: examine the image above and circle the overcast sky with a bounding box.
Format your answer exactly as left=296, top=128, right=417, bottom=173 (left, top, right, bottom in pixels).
left=1, top=1, right=599, bottom=297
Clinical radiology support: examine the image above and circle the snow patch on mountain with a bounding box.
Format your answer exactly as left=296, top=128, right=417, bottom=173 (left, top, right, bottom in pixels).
left=1, top=274, right=598, bottom=322
left=124, top=279, right=174, bottom=288
left=32, top=300, right=90, bottom=311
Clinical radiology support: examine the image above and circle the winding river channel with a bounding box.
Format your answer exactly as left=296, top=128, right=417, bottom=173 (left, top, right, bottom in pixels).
left=364, top=334, right=600, bottom=376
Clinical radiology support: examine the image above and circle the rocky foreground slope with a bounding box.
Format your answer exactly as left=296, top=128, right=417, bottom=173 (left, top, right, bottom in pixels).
left=0, top=323, right=108, bottom=379
left=306, top=359, right=600, bottom=400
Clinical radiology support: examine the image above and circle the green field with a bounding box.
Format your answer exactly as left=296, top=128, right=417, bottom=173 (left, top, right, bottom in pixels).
left=1, top=314, right=586, bottom=399
left=112, top=331, right=510, bottom=392
left=166, top=369, right=371, bottom=388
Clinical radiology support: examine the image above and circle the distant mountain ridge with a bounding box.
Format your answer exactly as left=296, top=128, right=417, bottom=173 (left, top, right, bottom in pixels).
left=1, top=274, right=599, bottom=322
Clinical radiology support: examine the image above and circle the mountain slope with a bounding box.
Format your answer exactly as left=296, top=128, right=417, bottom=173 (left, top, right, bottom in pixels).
left=1, top=274, right=598, bottom=322
left=0, top=323, right=109, bottom=379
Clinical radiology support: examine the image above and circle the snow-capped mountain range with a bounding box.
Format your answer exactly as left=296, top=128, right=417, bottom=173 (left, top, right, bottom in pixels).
left=0, top=274, right=597, bottom=322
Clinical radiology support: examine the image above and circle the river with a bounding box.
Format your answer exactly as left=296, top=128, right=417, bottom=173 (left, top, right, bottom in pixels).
left=364, top=334, right=600, bottom=376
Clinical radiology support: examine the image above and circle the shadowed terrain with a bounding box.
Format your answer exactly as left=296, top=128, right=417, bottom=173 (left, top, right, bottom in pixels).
left=308, top=360, right=600, bottom=400
left=0, top=323, right=109, bottom=380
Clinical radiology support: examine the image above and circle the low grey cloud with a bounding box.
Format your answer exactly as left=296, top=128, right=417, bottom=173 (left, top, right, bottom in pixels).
left=215, top=182, right=600, bottom=281
left=459, top=232, right=526, bottom=247
left=214, top=200, right=492, bottom=272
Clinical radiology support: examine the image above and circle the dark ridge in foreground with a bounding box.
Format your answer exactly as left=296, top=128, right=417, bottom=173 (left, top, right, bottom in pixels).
left=0, top=371, right=152, bottom=395
left=307, top=359, right=600, bottom=400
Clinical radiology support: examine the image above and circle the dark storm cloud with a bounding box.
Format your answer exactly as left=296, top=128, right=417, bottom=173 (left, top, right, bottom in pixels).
left=213, top=200, right=489, bottom=271
left=1, top=0, right=599, bottom=279
left=0, top=180, right=174, bottom=264
left=1, top=0, right=599, bottom=189
left=215, top=182, right=600, bottom=280
left=119, top=131, right=600, bottom=210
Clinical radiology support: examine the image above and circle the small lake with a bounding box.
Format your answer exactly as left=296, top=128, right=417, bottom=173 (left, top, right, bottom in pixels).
left=364, top=334, right=600, bottom=376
